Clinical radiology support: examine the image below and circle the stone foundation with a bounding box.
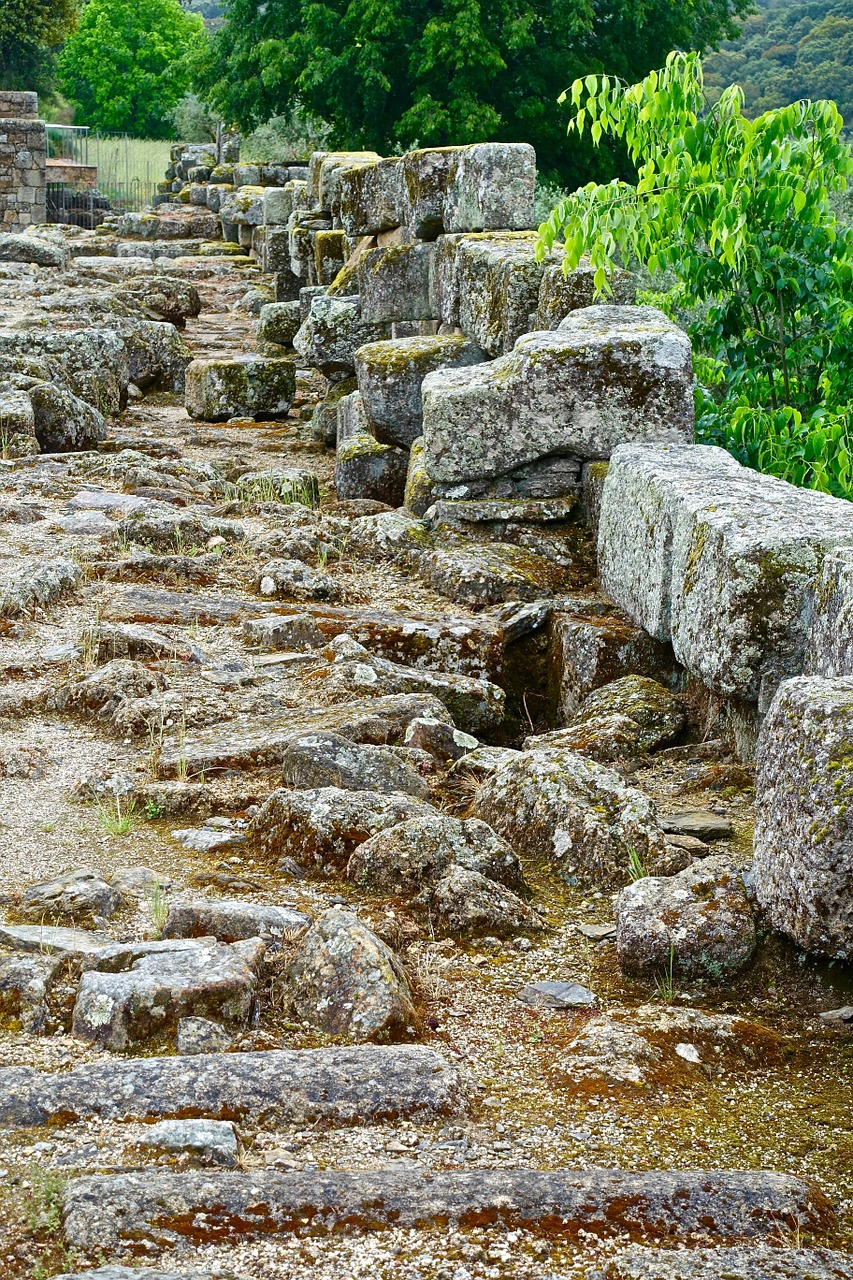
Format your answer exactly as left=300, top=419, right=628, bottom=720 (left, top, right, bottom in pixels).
left=0, top=91, right=46, bottom=230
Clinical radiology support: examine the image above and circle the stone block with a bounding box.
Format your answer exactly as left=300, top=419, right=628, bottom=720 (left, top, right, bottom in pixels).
left=355, top=333, right=485, bottom=449
left=0, top=387, right=37, bottom=456
left=218, top=187, right=265, bottom=228
left=337, top=157, right=403, bottom=236
left=598, top=444, right=853, bottom=705
left=309, top=151, right=382, bottom=211
left=294, top=295, right=392, bottom=378
left=402, top=148, right=461, bottom=239
left=184, top=356, right=295, bottom=421
left=535, top=260, right=636, bottom=329
left=257, top=301, right=301, bottom=347
left=443, top=142, right=536, bottom=232
left=314, top=228, right=347, bottom=284
left=804, top=547, right=853, bottom=677
left=264, top=183, right=297, bottom=226
left=753, top=676, right=853, bottom=959
left=358, top=242, right=437, bottom=322
left=421, top=305, right=693, bottom=486
left=334, top=431, right=409, bottom=505
left=263, top=226, right=290, bottom=273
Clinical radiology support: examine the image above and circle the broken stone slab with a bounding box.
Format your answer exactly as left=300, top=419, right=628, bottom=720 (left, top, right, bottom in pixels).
left=139, top=1118, right=239, bottom=1168
left=62, top=1167, right=832, bottom=1251
left=334, top=429, right=409, bottom=506
left=308, top=634, right=504, bottom=735
left=358, top=242, right=438, bottom=322
left=548, top=600, right=682, bottom=721
left=754, top=676, right=853, bottom=960
left=242, top=604, right=503, bottom=681
left=660, top=811, right=734, bottom=841
left=604, top=1246, right=853, bottom=1280
left=294, top=295, right=392, bottom=379
left=0, top=951, right=65, bottom=1033
left=72, top=937, right=264, bottom=1052
left=0, top=923, right=113, bottom=958
left=355, top=333, right=485, bottom=449
left=279, top=907, right=416, bottom=1041
left=184, top=356, right=295, bottom=422
left=257, top=557, right=341, bottom=602
left=156, top=693, right=453, bottom=778
left=0, top=387, right=38, bottom=457
left=616, top=856, right=756, bottom=981
left=115, top=509, right=243, bottom=551
left=575, top=676, right=685, bottom=752
left=405, top=716, right=478, bottom=761
left=805, top=546, right=853, bottom=677
left=442, top=143, right=537, bottom=233
left=171, top=826, right=245, bottom=853
left=534, top=259, right=636, bottom=329
left=0, top=232, right=67, bottom=267
left=0, top=1044, right=465, bottom=1128
left=453, top=232, right=547, bottom=356
left=0, top=557, right=81, bottom=618
left=253, top=786, right=437, bottom=871
left=102, top=586, right=276, bottom=627
left=28, top=381, right=107, bottom=452
left=421, top=306, right=694, bottom=486
left=417, top=540, right=581, bottom=608
left=281, top=730, right=430, bottom=798
left=474, top=747, right=668, bottom=887
left=90, top=622, right=202, bottom=664
left=162, top=899, right=311, bottom=945
left=429, top=865, right=545, bottom=938
left=0, top=326, right=128, bottom=416
left=517, top=980, right=598, bottom=1009
left=337, top=508, right=433, bottom=560
left=597, top=443, right=853, bottom=706
left=18, top=868, right=123, bottom=926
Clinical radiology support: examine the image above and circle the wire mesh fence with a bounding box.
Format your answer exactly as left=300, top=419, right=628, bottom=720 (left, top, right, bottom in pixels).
left=45, top=126, right=170, bottom=225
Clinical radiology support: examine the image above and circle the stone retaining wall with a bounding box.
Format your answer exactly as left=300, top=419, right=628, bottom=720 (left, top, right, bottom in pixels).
left=0, top=91, right=46, bottom=230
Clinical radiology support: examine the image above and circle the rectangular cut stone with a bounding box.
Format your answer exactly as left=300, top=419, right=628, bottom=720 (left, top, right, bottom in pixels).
left=421, top=306, right=693, bottom=486
left=336, top=157, right=403, bottom=237
left=243, top=605, right=503, bottom=680
left=754, top=676, right=853, bottom=959
left=355, top=334, right=485, bottom=449
left=184, top=356, right=295, bottom=421
left=454, top=232, right=545, bottom=356
left=310, top=151, right=381, bottom=211
left=443, top=143, right=536, bottom=233
left=804, top=548, right=853, bottom=677
left=535, top=261, right=636, bottom=329
left=101, top=587, right=276, bottom=626
left=62, top=1168, right=830, bottom=1251
left=264, top=186, right=296, bottom=225
left=263, top=226, right=291, bottom=273
left=0, top=1045, right=464, bottom=1128
left=598, top=444, right=853, bottom=705
left=402, top=147, right=463, bottom=238
left=293, top=295, right=391, bottom=378
left=358, top=242, right=437, bottom=322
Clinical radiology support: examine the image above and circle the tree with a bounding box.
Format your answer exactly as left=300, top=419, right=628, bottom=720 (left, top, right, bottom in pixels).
left=58, top=0, right=206, bottom=137
left=538, top=51, right=853, bottom=497
left=193, top=0, right=751, bottom=187
left=0, top=0, right=78, bottom=95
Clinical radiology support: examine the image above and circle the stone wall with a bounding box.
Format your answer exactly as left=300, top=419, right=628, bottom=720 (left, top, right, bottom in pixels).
left=0, top=91, right=46, bottom=230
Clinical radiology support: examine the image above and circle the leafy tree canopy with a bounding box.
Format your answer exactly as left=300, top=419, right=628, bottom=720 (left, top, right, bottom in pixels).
left=194, top=0, right=751, bottom=186
left=539, top=51, right=853, bottom=496
left=58, top=0, right=206, bottom=136
left=704, top=0, right=853, bottom=125
left=0, top=0, right=78, bottom=95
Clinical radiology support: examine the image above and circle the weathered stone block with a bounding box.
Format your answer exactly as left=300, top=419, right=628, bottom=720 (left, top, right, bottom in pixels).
left=334, top=431, right=408, bottom=505
left=294, top=295, right=392, bottom=378
left=451, top=232, right=544, bottom=355
left=184, top=356, right=295, bottom=421
left=337, top=157, right=403, bottom=236
left=598, top=444, right=853, bottom=705
left=443, top=143, right=536, bottom=233
left=355, top=334, right=485, bottom=449
left=0, top=387, right=37, bottom=456
left=257, top=301, right=301, bottom=347
left=753, top=676, right=853, bottom=959
left=314, top=228, right=347, bottom=285
left=402, top=148, right=461, bottom=239
left=263, top=183, right=298, bottom=226
left=804, top=547, right=853, bottom=677
left=421, top=306, right=693, bottom=486
left=358, top=242, right=437, bottom=322
left=535, top=260, right=636, bottom=329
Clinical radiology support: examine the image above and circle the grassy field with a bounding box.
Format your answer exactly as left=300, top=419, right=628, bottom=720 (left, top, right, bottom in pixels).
left=47, top=129, right=172, bottom=204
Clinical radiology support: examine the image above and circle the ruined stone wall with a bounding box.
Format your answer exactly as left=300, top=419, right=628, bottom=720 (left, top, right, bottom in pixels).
left=0, top=91, right=46, bottom=230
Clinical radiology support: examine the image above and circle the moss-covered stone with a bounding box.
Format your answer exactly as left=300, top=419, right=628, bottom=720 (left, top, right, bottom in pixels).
left=184, top=356, right=295, bottom=422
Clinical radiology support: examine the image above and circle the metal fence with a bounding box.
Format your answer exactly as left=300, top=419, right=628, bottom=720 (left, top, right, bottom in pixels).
left=45, top=125, right=165, bottom=226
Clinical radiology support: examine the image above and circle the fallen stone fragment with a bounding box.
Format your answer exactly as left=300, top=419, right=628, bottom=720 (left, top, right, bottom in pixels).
left=281, top=731, right=430, bottom=799
left=253, top=786, right=437, bottom=870
left=177, top=1016, right=234, bottom=1054
left=29, top=381, right=107, bottom=452
left=819, top=1006, right=853, bottom=1029
left=754, top=676, right=853, bottom=959
left=661, top=811, right=734, bottom=841
left=243, top=604, right=503, bottom=681
left=405, top=716, right=478, bottom=760
left=163, top=898, right=311, bottom=945
left=0, top=558, right=81, bottom=618
left=72, top=938, right=264, bottom=1052
left=577, top=922, right=617, bottom=941
left=18, top=869, right=122, bottom=926
left=0, top=952, right=65, bottom=1033
left=279, top=907, right=415, bottom=1041
left=0, top=1042, right=464, bottom=1129
left=334, top=430, right=408, bottom=506
left=430, top=865, right=545, bottom=938
left=576, top=676, right=684, bottom=751
left=604, top=1245, right=853, bottom=1280
left=139, top=1118, right=239, bottom=1167
left=418, top=541, right=578, bottom=607
left=344, top=509, right=431, bottom=561
left=0, top=923, right=113, bottom=958
left=257, top=558, right=341, bottom=602
left=90, top=622, right=202, bottom=663
left=257, top=300, right=302, bottom=346
left=61, top=1168, right=832, bottom=1251
left=355, top=333, right=485, bottom=448
left=185, top=356, right=295, bottom=421
left=474, top=747, right=668, bottom=887
left=517, top=980, right=597, bottom=1009
left=616, top=857, right=756, bottom=981
left=347, top=814, right=527, bottom=897
left=157, top=694, right=451, bottom=778
left=0, top=232, right=66, bottom=267
left=171, top=827, right=246, bottom=854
